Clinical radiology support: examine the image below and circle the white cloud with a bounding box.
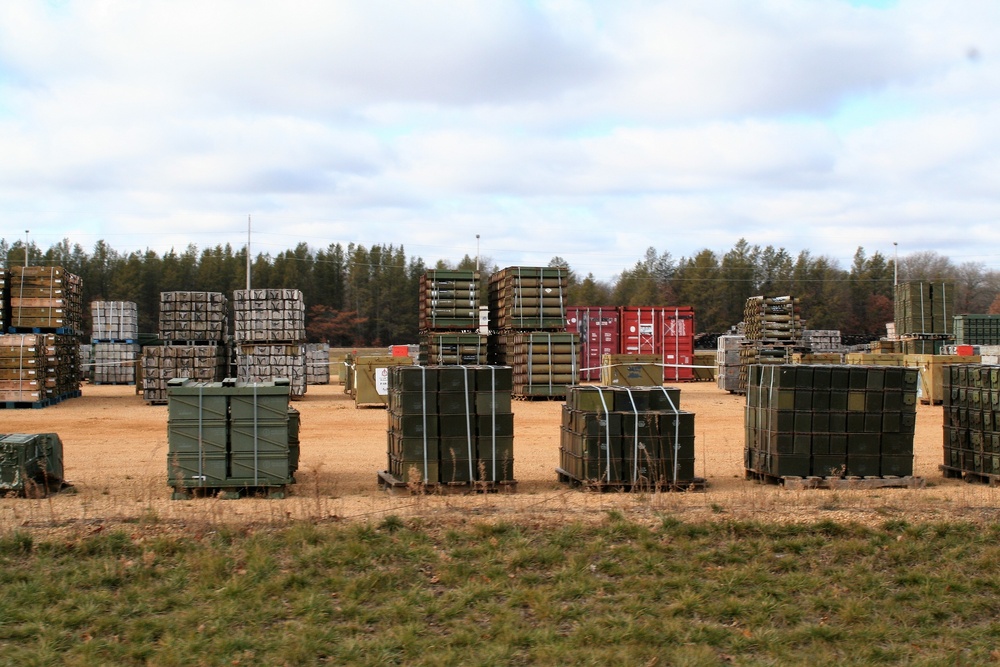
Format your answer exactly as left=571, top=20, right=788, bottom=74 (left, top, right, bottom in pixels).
left=2, top=0, right=1000, bottom=279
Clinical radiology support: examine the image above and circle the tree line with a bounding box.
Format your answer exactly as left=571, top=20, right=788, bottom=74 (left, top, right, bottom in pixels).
left=2, top=237, right=998, bottom=345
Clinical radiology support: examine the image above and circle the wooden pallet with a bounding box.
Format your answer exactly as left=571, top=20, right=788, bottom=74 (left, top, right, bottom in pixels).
left=940, top=464, right=1000, bottom=486
left=746, top=469, right=926, bottom=490
left=377, top=470, right=517, bottom=496
left=556, top=467, right=707, bottom=492
left=0, top=397, right=55, bottom=409
left=170, top=484, right=289, bottom=500
left=920, top=399, right=943, bottom=406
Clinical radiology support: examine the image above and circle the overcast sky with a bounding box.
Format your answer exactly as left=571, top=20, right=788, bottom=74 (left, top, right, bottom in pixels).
left=1, top=0, right=998, bottom=281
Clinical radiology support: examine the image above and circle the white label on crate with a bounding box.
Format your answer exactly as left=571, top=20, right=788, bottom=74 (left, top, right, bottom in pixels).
left=376, top=367, right=390, bottom=395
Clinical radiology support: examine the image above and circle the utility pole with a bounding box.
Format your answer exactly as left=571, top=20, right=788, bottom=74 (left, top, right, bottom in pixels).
left=476, top=234, right=480, bottom=272
left=24, top=230, right=29, bottom=267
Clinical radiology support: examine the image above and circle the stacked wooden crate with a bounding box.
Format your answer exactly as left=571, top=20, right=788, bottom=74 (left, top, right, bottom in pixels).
left=0, top=334, right=47, bottom=405
left=90, top=301, right=139, bottom=385
left=142, top=291, right=228, bottom=404
left=233, top=289, right=307, bottom=399
left=382, top=365, right=515, bottom=488
left=488, top=267, right=579, bottom=399
left=305, top=343, right=330, bottom=385
left=716, top=334, right=744, bottom=393
left=158, top=291, right=228, bottom=342
left=2, top=266, right=83, bottom=408
left=0, top=270, right=7, bottom=333
left=558, top=386, right=695, bottom=489
left=9, top=266, right=84, bottom=333
left=745, top=364, right=918, bottom=479
left=419, top=270, right=487, bottom=366
left=801, top=329, right=844, bottom=353
left=142, top=345, right=228, bottom=404
left=737, top=295, right=804, bottom=394
left=167, top=378, right=298, bottom=498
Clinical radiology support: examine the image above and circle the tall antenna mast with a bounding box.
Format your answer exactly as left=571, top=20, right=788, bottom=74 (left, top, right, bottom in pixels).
left=246, top=214, right=252, bottom=291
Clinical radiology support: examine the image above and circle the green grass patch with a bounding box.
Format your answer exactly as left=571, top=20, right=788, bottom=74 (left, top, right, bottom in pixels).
left=1, top=518, right=999, bottom=664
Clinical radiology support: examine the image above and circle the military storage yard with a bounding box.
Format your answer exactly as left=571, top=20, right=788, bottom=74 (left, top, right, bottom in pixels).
left=2, top=265, right=999, bottom=534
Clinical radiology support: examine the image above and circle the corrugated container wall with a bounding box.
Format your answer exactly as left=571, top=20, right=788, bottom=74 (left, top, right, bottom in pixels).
left=618, top=307, right=695, bottom=381
left=565, top=307, right=620, bottom=381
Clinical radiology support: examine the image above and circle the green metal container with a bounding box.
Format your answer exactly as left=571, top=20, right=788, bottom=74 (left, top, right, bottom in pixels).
left=0, top=433, right=64, bottom=496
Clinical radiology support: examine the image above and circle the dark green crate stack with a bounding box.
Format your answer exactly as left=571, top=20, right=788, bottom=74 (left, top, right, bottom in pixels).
left=421, top=333, right=488, bottom=365
left=0, top=433, right=64, bottom=496
left=418, top=270, right=482, bottom=332
left=954, top=315, right=1000, bottom=346
left=558, top=386, right=694, bottom=486
left=493, top=332, right=579, bottom=399
left=738, top=296, right=804, bottom=394
left=745, top=364, right=918, bottom=478
left=894, top=281, right=953, bottom=336
left=167, top=378, right=298, bottom=495
left=488, top=267, right=579, bottom=399
left=418, top=270, right=487, bottom=366
left=943, top=364, right=1000, bottom=475
left=386, top=365, right=514, bottom=485
left=488, top=266, right=567, bottom=331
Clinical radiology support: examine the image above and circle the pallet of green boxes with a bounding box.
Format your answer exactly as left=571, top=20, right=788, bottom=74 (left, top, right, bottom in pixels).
left=167, top=377, right=299, bottom=499
left=744, top=364, right=925, bottom=489
left=557, top=385, right=705, bottom=491
left=0, top=433, right=68, bottom=497
left=378, top=365, right=516, bottom=494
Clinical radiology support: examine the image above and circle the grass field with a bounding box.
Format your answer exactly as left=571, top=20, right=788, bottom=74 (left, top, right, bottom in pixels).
left=3, top=514, right=1000, bottom=665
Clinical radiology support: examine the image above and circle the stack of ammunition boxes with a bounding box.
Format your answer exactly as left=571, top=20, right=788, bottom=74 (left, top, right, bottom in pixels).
left=384, top=365, right=515, bottom=486
left=488, top=267, right=579, bottom=399
left=894, top=282, right=953, bottom=337
left=0, top=433, right=65, bottom=496
left=142, top=292, right=228, bottom=404
left=943, top=364, right=1000, bottom=475
left=954, top=315, right=1000, bottom=346
left=1, top=266, right=83, bottom=407
left=716, top=334, right=745, bottom=393
left=90, top=301, right=139, bottom=384
left=158, top=291, right=228, bottom=342
left=9, top=266, right=83, bottom=333
left=419, top=270, right=487, bottom=365
left=737, top=296, right=804, bottom=394
left=421, top=333, right=487, bottom=365
left=801, top=329, right=844, bottom=353
left=558, top=386, right=694, bottom=487
left=167, top=378, right=298, bottom=498
left=233, top=289, right=307, bottom=399
left=745, top=364, right=918, bottom=478
left=489, top=267, right=567, bottom=331
left=305, top=343, right=330, bottom=385
left=0, top=270, right=7, bottom=333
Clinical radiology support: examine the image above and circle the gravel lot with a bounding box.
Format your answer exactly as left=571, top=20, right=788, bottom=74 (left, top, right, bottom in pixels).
left=3, top=379, right=999, bottom=537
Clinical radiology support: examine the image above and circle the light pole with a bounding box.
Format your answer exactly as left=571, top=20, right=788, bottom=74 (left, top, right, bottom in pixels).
left=893, top=242, right=898, bottom=286
left=476, top=234, right=480, bottom=272
left=24, top=230, right=29, bottom=267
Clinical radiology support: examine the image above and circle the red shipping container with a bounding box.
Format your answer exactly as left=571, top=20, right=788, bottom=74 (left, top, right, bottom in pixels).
left=566, top=307, right=621, bottom=381
left=619, top=306, right=696, bottom=381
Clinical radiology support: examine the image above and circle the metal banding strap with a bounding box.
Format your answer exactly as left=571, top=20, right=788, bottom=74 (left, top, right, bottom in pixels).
left=596, top=387, right=612, bottom=483
left=658, top=385, right=681, bottom=484
left=461, top=365, right=474, bottom=482
left=421, top=366, right=429, bottom=483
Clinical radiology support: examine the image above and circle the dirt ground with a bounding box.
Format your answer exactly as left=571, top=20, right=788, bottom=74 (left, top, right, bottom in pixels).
left=4, top=379, right=1000, bottom=537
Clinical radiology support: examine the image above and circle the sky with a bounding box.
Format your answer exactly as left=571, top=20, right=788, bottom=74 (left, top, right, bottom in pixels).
left=1, top=0, right=999, bottom=281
